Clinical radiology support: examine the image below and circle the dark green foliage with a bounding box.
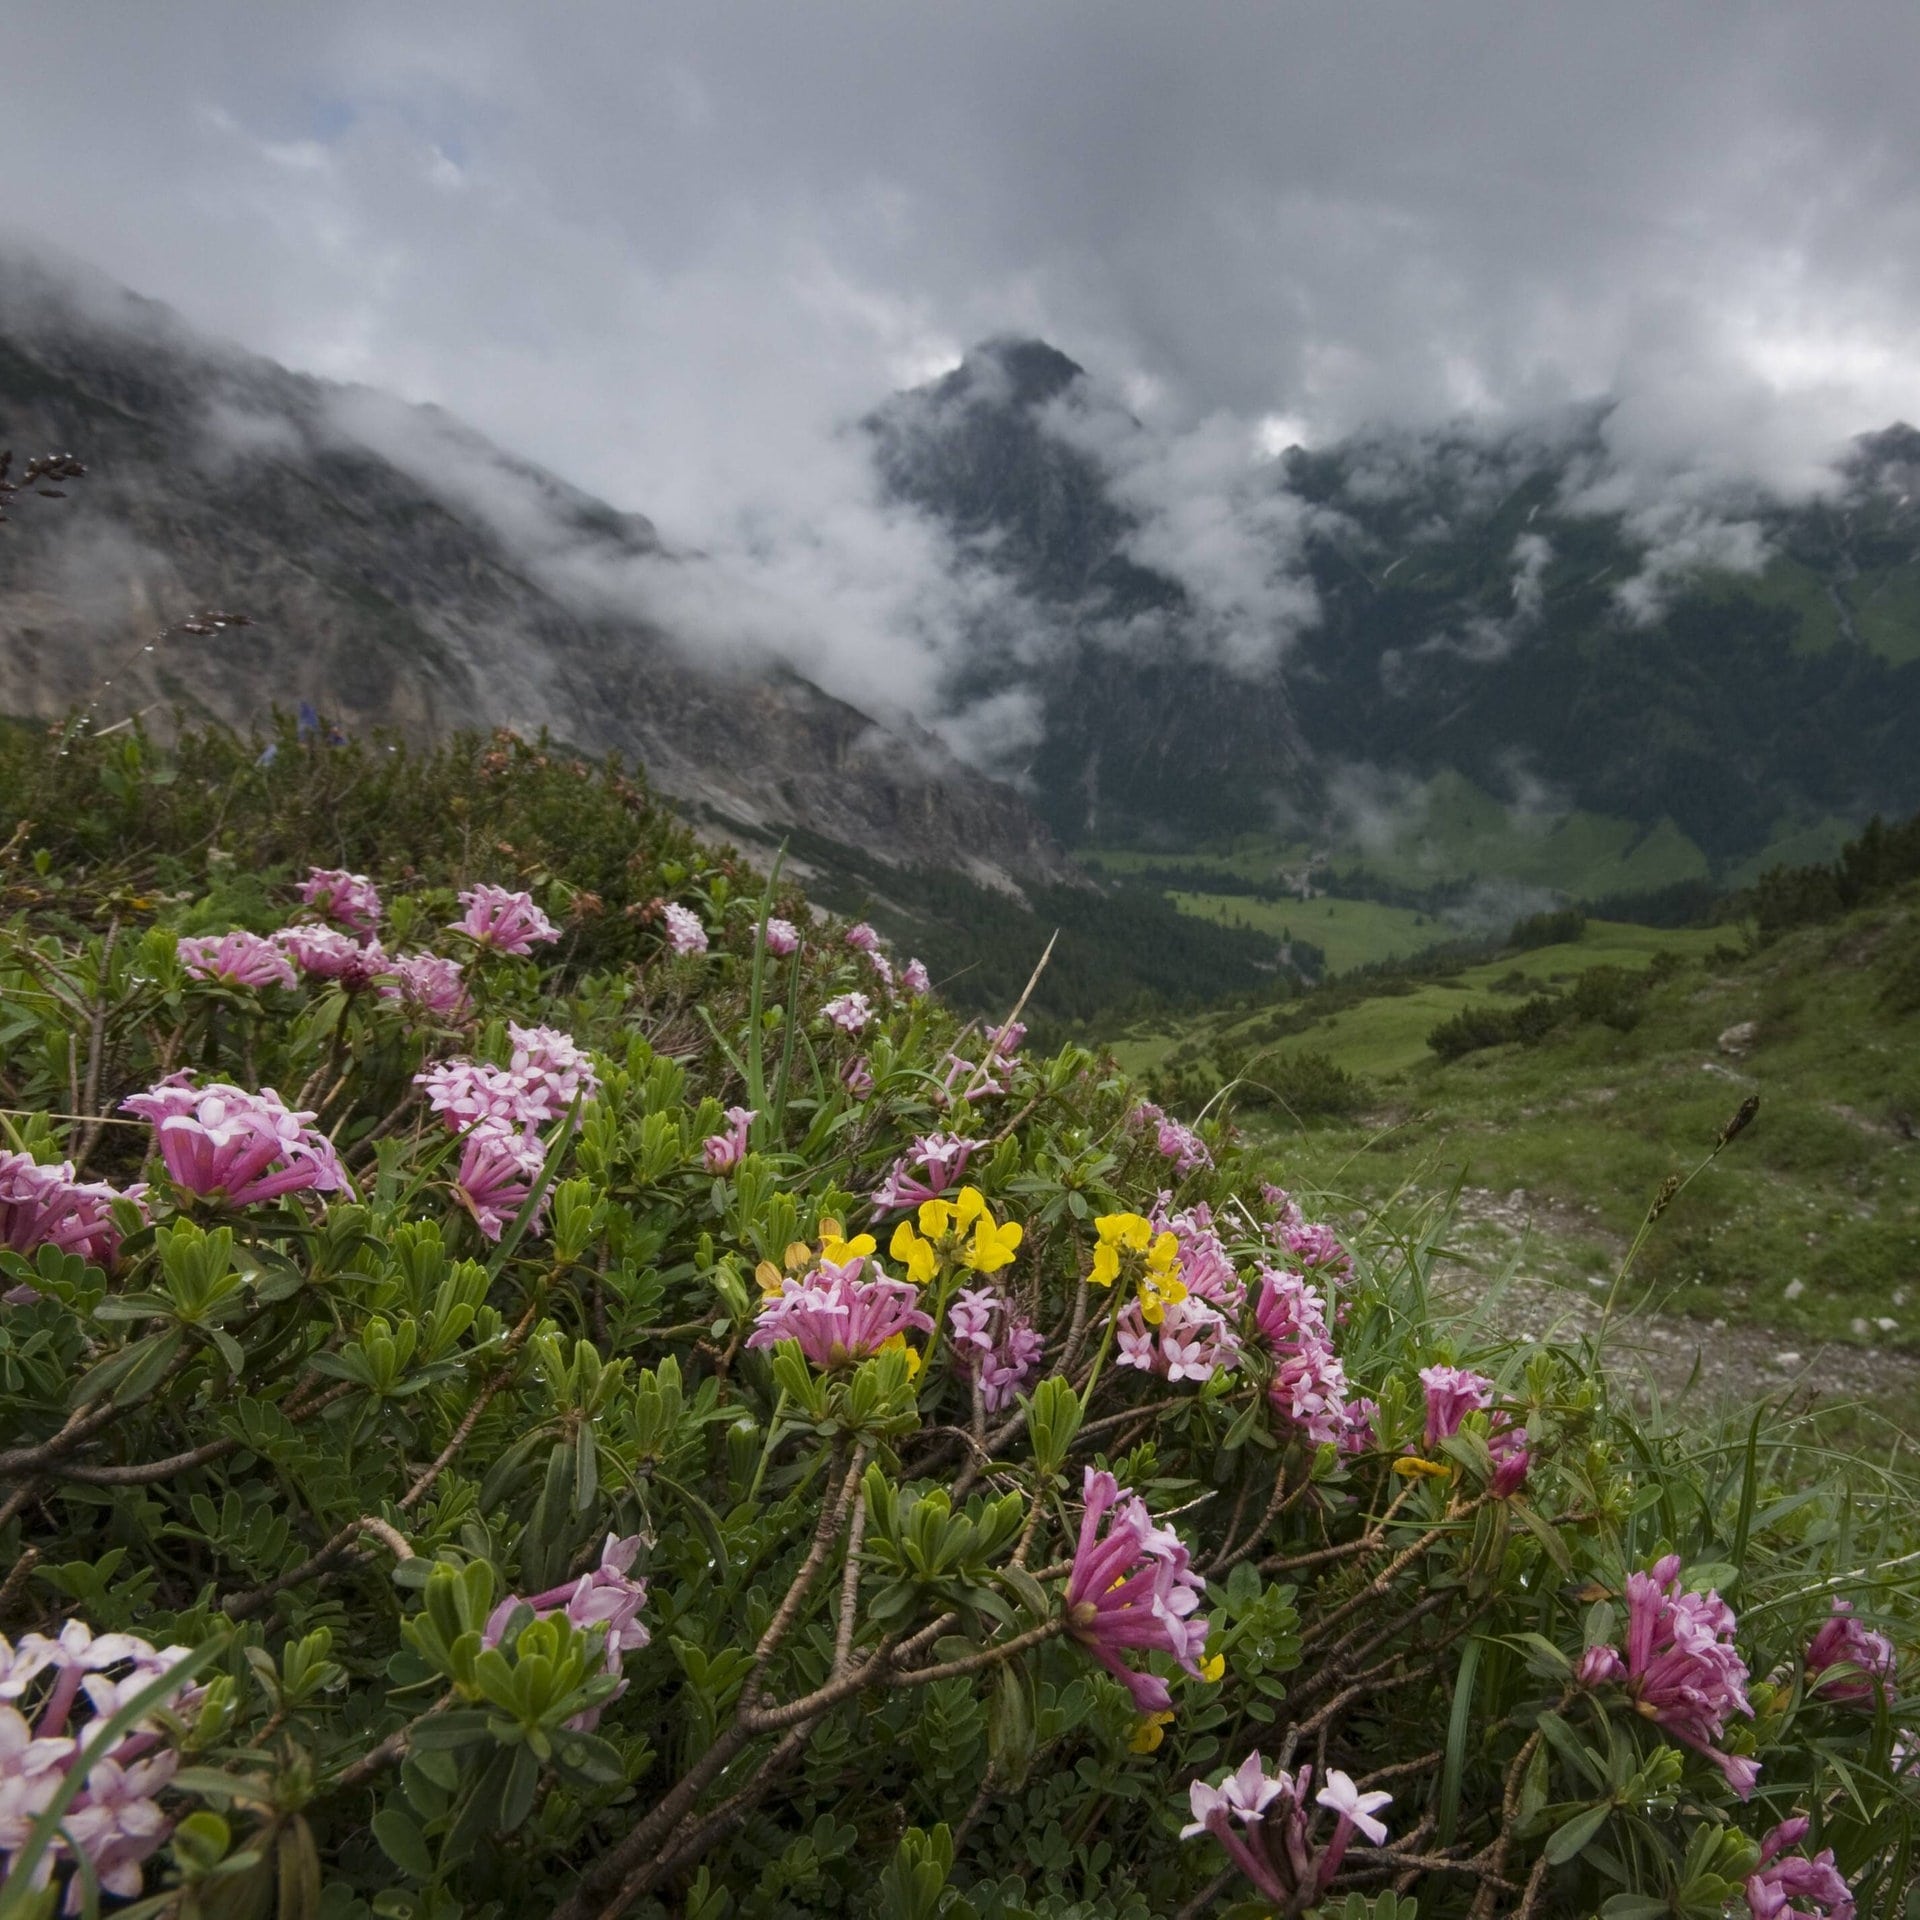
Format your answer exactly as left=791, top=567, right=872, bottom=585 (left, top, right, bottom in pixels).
left=1748, top=807, right=1920, bottom=935
left=1426, top=965, right=1654, bottom=1059
left=1506, top=908, right=1586, bottom=951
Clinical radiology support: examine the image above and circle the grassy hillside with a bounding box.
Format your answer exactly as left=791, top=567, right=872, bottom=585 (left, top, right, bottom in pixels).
left=1105, top=897, right=1920, bottom=1356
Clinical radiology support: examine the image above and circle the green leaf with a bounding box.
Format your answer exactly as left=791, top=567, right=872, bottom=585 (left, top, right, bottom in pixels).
left=1543, top=1801, right=1612, bottom=1866
left=371, top=1807, right=434, bottom=1881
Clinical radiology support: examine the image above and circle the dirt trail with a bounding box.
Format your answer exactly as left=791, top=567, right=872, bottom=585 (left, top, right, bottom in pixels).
left=1425, top=1186, right=1920, bottom=1416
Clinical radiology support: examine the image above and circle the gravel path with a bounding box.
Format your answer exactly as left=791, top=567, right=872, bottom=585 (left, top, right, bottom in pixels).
left=1426, top=1185, right=1920, bottom=1416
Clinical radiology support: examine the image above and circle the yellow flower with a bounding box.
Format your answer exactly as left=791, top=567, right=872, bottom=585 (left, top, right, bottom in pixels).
left=889, top=1220, right=938, bottom=1286
left=783, top=1241, right=814, bottom=1273
left=1146, top=1231, right=1180, bottom=1281
left=1199, top=1653, right=1225, bottom=1684
left=964, top=1211, right=1023, bottom=1274
left=755, top=1259, right=786, bottom=1297
left=1090, top=1211, right=1152, bottom=1287
left=1392, top=1455, right=1452, bottom=1480
left=1127, top=1710, right=1176, bottom=1754
left=820, top=1227, right=876, bottom=1267
left=877, top=1332, right=923, bottom=1378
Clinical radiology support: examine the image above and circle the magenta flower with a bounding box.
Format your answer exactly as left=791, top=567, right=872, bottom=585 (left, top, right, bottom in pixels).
left=746, top=1258, right=933, bottom=1371
left=1181, top=1753, right=1391, bottom=1908
left=484, top=1533, right=650, bottom=1729
left=454, top=1121, right=547, bottom=1242
left=1154, top=1116, right=1212, bottom=1174
left=453, top=885, right=559, bottom=956
left=177, top=930, right=296, bottom=991
left=1582, top=1554, right=1757, bottom=1796
left=947, top=1286, right=1044, bottom=1411
left=506, top=1024, right=601, bottom=1119
left=122, top=1082, right=351, bottom=1207
left=844, top=922, right=880, bottom=952
left=990, top=1020, right=1026, bottom=1060
left=662, top=903, right=708, bottom=957
left=277, top=926, right=388, bottom=989
left=867, top=949, right=896, bottom=996
left=1254, top=1268, right=1353, bottom=1448
left=1746, top=1816, right=1854, bottom=1920
left=1488, top=1425, right=1532, bottom=1498
left=0, top=1152, right=144, bottom=1272
left=842, top=1054, right=875, bottom=1099
left=823, top=991, right=872, bottom=1035
left=1161, top=1203, right=1244, bottom=1311
left=380, top=952, right=469, bottom=1019
left=1116, top=1294, right=1240, bottom=1385
left=1419, top=1364, right=1493, bottom=1447
left=872, top=1133, right=974, bottom=1212
left=702, top=1106, right=756, bottom=1175
left=901, top=957, right=931, bottom=995
left=1806, top=1601, right=1897, bottom=1708
left=1064, top=1467, right=1208, bottom=1713
left=763, top=916, right=801, bottom=956
left=298, top=866, right=382, bottom=938
left=1278, top=1217, right=1352, bottom=1278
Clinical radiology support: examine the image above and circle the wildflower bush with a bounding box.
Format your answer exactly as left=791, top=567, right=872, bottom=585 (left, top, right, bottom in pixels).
left=0, top=725, right=1914, bottom=1920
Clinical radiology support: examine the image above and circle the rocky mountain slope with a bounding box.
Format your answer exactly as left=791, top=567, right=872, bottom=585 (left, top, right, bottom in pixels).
left=872, top=339, right=1920, bottom=864
left=0, top=255, right=1072, bottom=890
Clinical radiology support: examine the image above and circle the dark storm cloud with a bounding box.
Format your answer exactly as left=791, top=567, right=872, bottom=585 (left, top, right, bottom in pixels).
left=5, top=2, right=1918, bottom=721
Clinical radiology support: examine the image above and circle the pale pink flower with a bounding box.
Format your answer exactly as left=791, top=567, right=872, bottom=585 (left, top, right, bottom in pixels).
left=1254, top=1268, right=1351, bottom=1447
left=1746, top=1816, right=1854, bottom=1920
left=1182, top=1753, right=1390, bottom=1906
left=1154, top=1116, right=1211, bottom=1174
left=61, top=1748, right=177, bottom=1901
left=867, top=949, right=896, bottom=996
left=746, top=1258, right=933, bottom=1371
left=121, top=1082, right=350, bottom=1207
left=844, top=922, right=880, bottom=952
left=872, top=1133, right=974, bottom=1212
left=842, top=1054, right=875, bottom=1099
left=947, top=1286, right=1043, bottom=1411
left=823, top=992, right=872, bottom=1035
left=662, top=903, right=708, bottom=957
left=1115, top=1294, right=1240, bottom=1385
left=380, top=952, right=469, bottom=1019
left=0, top=1152, right=143, bottom=1272
left=276, top=925, right=387, bottom=989
left=484, top=1534, right=650, bottom=1729
left=1806, top=1601, right=1897, bottom=1708
left=901, top=958, right=931, bottom=996
left=702, top=1106, right=756, bottom=1175
left=454, top=1121, right=547, bottom=1242
left=763, top=917, right=801, bottom=956
left=506, top=1024, right=601, bottom=1118
left=415, top=1061, right=547, bottom=1133
left=453, top=885, right=558, bottom=956
left=990, top=1020, right=1026, bottom=1061
left=176, top=930, right=296, bottom=991
left=298, top=866, right=381, bottom=938
left=1065, top=1468, right=1208, bottom=1713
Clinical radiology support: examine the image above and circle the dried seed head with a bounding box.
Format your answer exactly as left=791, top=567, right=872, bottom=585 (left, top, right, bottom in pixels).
left=1718, top=1095, right=1760, bottom=1147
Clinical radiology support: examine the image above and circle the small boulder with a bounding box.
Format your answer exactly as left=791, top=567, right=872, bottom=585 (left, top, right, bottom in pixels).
left=1717, top=1020, right=1758, bottom=1055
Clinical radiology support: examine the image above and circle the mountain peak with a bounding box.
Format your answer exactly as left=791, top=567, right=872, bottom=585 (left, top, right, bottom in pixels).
left=937, top=336, right=1086, bottom=410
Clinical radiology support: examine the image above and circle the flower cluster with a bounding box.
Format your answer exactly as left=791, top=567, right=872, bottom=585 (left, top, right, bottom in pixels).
left=662, top=902, right=708, bottom=956
left=1578, top=1554, right=1757, bottom=1796
left=1116, top=1202, right=1244, bottom=1383
left=1065, top=1467, right=1208, bottom=1712
left=889, top=1187, right=1022, bottom=1284
left=483, top=1534, right=651, bottom=1731
left=176, top=929, right=296, bottom=991
left=844, top=922, right=879, bottom=952
left=1129, top=1101, right=1211, bottom=1174
left=702, top=1105, right=756, bottom=1175
left=1253, top=1266, right=1363, bottom=1449
left=871, top=1133, right=974, bottom=1212
left=1262, top=1184, right=1353, bottom=1280
left=1805, top=1600, right=1897, bottom=1707
left=1418, top=1363, right=1529, bottom=1494
left=121, top=1082, right=351, bottom=1208
left=453, top=885, right=559, bottom=956
left=822, top=991, right=872, bottom=1035
left=380, top=951, right=470, bottom=1019
left=0, top=1619, right=200, bottom=1906
left=746, top=1254, right=934, bottom=1371
left=1746, top=1816, right=1854, bottom=1920
left=0, top=1151, right=143, bottom=1272
left=948, top=1285, right=1043, bottom=1411
left=298, top=866, right=382, bottom=938
left=277, top=925, right=388, bottom=989
left=1182, top=1751, right=1391, bottom=1910
left=901, top=957, right=931, bottom=995
left=763, top=916, right=800, bottom=956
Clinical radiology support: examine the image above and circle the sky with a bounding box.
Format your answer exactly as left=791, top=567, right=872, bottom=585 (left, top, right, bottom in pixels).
left=6, top=2, right=1920, bottom=730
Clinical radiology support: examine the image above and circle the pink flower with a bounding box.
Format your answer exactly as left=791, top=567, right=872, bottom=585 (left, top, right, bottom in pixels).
left=1806, top=1601, right=1897, bottom=1708
left=1181, top=1753, right=1392, bottom=1907
left=662, top=903, right=708, bottom=957
left=1747, top=1817, right=1854, bottom=1920
left=121, top=1082, right=351, bottom=1207
left=1116, top=1294, right=1240, bottom=1385
left=844, top=922, right=880, bottom=952
left=380, top=952, right=469, bottom=1019
left=484, top=1533, right=650, bottom=1730
left=61, top=1748, right=177, bottom=1901
left=416, top=1061, right=547, bottom=1133
left=872, top=1133, right=974, bottom=1212
left=947, top=1286, right=1043, bottom=1411
left=0, top=1152, right=143, bottom=1272
left=1159, top=1203, right=1245, bottom=1312
left=867, top=949, right=896, bottom=996
left=1488, top=1426, right=1532, bottom=1498
left=747, top=1258, right=933, bottom=1370
left=506, top=1024, right=601, bottom=1119
left=454, top=1121, right=547, bottom=1242
left=702, top=1106, right=756, bottom=1175
left=901, top=958, right=931, bottom=996
left=453, top=885, right=558, bottom=956
left=1277, top=1217, right=1352, bottom=1278
left=990, top=1020, right=1026, bottom=1060
left=1589, top=1555, right=1757, bottom=1796
left=823, top=992, right=872, bottom=1035
left=176, top=930, right=296, bottom=991
left=1254, top=1268, right=1352, bottom=1448
left=1419, top=1364, right=1493, bottom=1447
left=842, top=1054, right=875, bottom=1099
left=763, top=917, right=801, bottom=956
left=1065, top=1467, right=1208, bottom=1713
left=276, top=926, right=387, bottom=989
left=1154, top=1116, right=1212, bottom=1174
left=298, top=866, right=381, bottom=938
